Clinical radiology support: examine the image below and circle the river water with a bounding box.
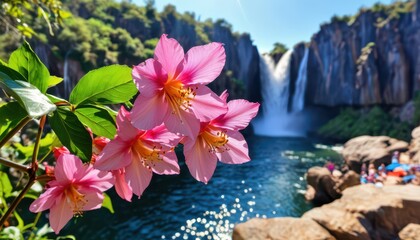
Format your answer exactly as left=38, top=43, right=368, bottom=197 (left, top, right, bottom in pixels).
left=62, top=136, right=341, bottom=239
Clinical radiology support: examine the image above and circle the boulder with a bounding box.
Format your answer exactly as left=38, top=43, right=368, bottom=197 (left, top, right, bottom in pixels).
left=335, top=170, right=360, bottom=191
left=232, top=217, right=336, bottom=240
left=303, top=185, right=420, bottom=240
left=306, top=167, right=341, bottom=204
left=399, top=223, right=420, bottom=240
left=236, top=185, right=420, bottom=240
left=342, top=135, right=409, bottom=173
left=409, top=127, right=420, bottom=164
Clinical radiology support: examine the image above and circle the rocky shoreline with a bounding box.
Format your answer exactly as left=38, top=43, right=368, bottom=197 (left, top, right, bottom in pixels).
left=232, top=128, right=420, bottom=240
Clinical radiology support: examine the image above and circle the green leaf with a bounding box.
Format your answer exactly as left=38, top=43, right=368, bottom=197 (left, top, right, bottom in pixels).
left=0, top=65, right=26, bottom=81
left=0, top=59, right=7, bottom=66
left=47, top=75, right=63, bottom=88
left=56, top=235, right=76, bottom=240
left=0, top=76, right=56, bottom=118
left=0, top=171, right=12, bottom=197
left=8, top=41, right=49, bottom=93
left=74, top=105, right=116, bottom=139
left=102, top=193, right=114, bottom=214
left=46, top=93, right=68, bottom=105
left=0, top=102, right=28, bottom=144
left=13, top=210, right=24, bottom=230
left=69, top=65, right=137, bottom=106
left=13, top=133, right=56, bottom=162
left=48, top=107, right=92, bottom=162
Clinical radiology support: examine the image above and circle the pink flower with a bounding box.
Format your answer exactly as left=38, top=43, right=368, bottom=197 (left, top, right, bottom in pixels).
left=94, top=106, right=180, bottom=200
left=52, top=146, right=70, bottom=160
left=131, top=34, right=227, bottom=138
left=183, top=91, right=260, bottom=183
left=91, top=136, right=110, bottom=164
left=30, top=154, right=114, bottom=234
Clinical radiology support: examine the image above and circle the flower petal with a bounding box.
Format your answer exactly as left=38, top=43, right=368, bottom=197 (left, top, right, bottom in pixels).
left=217, top=131, right=250, bottom=164
left=77, top=166, right=114, bottom=192
left=179, top=42, right=226, bottom=85
left=125, top=159, right=153, bottom=198
left=219, top=90, right=229, bottom=102
left=152, top=150, right=180, bottom=175
left=94, top=137, right=132, bottom=171
left=213, top=100, right=260, bottom=131
left=191, top=85, right=227, bottom=122
left=131, top=93, right=168, bottom=130
left=49, top=194, right=74, bottom=234
left=132, top=59, right=166, bottom=97
left=164, top=108, right=200, bottom=139
left=81, top=190, right=104, bottom=211
left=184, top=137, right=218, bottom=184
left=142, top=124, right=180, bottom=147
left=116, top=106, right=139, bottom=141
left=113, top=169, right=133, bottom=202
left=154, top=34, right=185, bottom=75
left=29, top=186, right=62, bottom=213
left=54, top=154, right=83, bottom=183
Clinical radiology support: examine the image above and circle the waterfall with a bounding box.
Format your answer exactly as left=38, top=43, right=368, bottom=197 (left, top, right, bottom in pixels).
left=252, top=50, right=308, bottom=137
left=63, top=52, right=71, bottom=99
left=292, top=47, right=309, bottom=112
left=35, top=45, right=49, bottom=69
left=260, top=50, right=292, bottom=116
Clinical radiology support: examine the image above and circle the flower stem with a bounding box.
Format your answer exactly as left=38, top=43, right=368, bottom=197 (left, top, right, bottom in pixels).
left=0, top=117, right=31, bottom=148
left=0, top=157, right=30, bottom=173
left=0, top=116, right=47, bottom=230
left=31, top=116, right=46, bottom=170
left=0, top=172, right=35, bottom=230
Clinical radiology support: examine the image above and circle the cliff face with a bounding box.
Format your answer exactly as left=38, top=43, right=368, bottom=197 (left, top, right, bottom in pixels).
left=290, top=1, right=420, bottom=107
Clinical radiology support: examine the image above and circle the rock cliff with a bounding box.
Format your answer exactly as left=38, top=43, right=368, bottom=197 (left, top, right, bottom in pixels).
left=289, top=0, right=420, bottom=107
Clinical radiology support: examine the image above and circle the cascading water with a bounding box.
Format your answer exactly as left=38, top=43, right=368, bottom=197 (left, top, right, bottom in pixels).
left=252, top=49, right=310, bottom=137
left=292, top=47, right=309, bottom=112
left=260, top=50, right=292, bottom=116
left=63, top=52, right=71, bottom=99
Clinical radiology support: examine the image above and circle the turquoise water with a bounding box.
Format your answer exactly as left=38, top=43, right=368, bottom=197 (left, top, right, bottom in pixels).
left=61, top=136, right=341, bottom=239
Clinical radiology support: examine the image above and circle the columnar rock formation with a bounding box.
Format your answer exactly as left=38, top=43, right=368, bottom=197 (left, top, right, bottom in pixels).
left=291, top=1, right=420, bottom=107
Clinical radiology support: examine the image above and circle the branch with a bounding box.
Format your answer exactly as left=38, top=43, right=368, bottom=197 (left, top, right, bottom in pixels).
left=0, top=117, right=31, bottom=149
left=0, top=157, right=30, bottom=173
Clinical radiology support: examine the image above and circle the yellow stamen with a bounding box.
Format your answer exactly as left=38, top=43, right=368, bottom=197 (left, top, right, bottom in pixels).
left=132, top=138, right=166, bottom=170
left=163, top=78, right=196, bottom=122
left=200, top=127, right=229, bottom=153
left=64, top=184, right=87, bottom=217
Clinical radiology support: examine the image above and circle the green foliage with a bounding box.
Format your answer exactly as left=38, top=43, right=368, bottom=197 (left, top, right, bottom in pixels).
left=47, top=76, right=63, bottom=88
left=0, top=171, right=13, bottom=198
left=74, top=105, right=117, bottom=139
left=8, top=41, right=50, bottom=93
left=0, top=77, right=56, bottom=118
left=330, top=14, right=351, bottom=23
left=102, top=193, right=115, bottom=214
left=270, top=42, right=288, bottom=58
left=1, top=0, right=70, bottom=37
left=13, top=133, right=57, bottom=162
left=69, top=65, right=136, bottom=106
left=0, top=102, right=28, bottom=145
left=49, top=107, right=92, bottom=162
left=318, top=107, right=412, bottom=142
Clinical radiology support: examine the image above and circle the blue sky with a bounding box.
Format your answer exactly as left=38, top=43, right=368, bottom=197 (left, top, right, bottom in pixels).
left=134, top=0, right=393, bottom=53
